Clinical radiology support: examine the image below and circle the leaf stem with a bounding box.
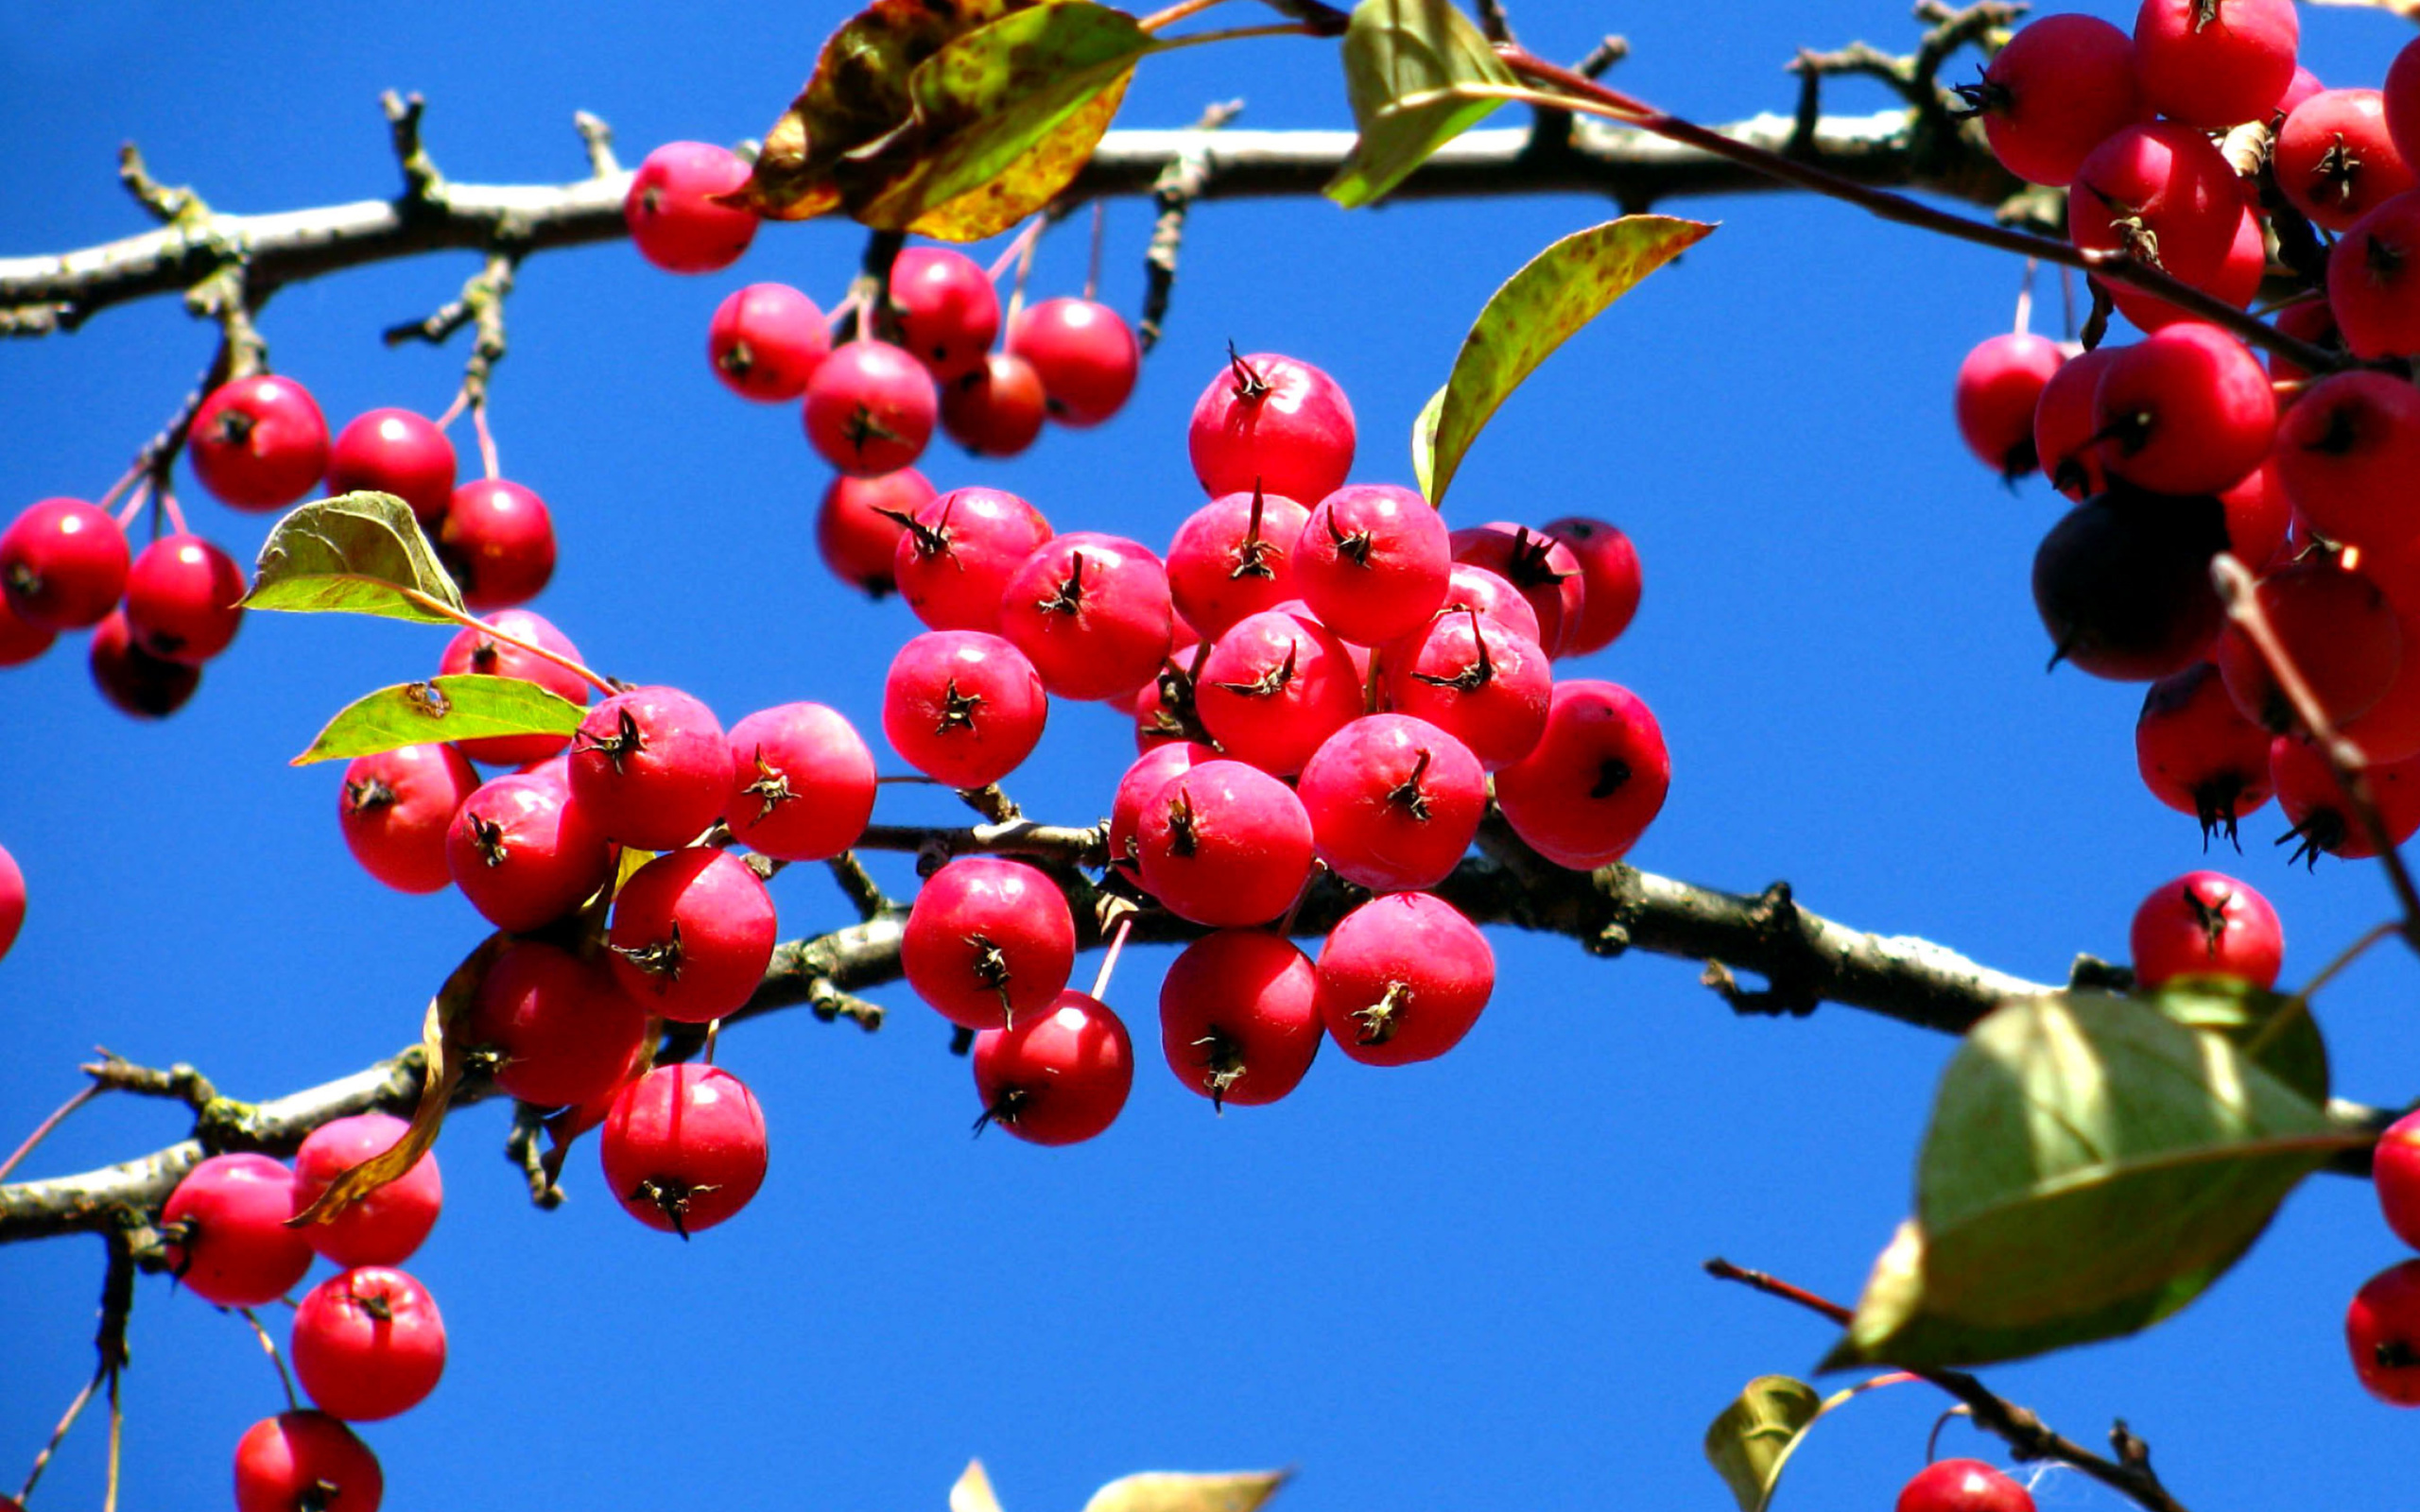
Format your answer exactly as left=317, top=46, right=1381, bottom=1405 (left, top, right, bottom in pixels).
left=1139, top=0, right=1232, bottom=31
left=399, top=588, right=616, bottom=696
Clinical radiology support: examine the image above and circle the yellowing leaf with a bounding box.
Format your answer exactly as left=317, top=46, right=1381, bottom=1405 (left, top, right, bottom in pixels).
left=1080, top=1469, right=1291, bottom=1512
left=1325, top=0, right=1516, bottom=210
left=950, top=1459, right=1005, bottom=1512
left=1703, top=1376, right=1823, bottom=1512
left=291, top=674, right=587, bottom=765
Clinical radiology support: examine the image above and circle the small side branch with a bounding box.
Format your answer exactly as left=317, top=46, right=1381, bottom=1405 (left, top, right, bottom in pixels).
left=383, top=90, right=446, bottom=206
left=1141, top=98, right=1244, bottom=352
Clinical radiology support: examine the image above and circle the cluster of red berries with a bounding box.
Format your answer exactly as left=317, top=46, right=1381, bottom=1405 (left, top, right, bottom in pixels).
left=1950, top=9, right=2420, bottom=862
left=0, top=373, right=556, bottom=718
left=154, top=1113, right=442, bottom=1509
left=624, top=140, right=1142, bottom=473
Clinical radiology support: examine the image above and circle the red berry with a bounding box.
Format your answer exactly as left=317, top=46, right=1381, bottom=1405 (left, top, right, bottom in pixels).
left=2104, top=202, right=2266, bottom=334
left=882, top=629, right=1050, bottom=789
left=2347, top=1259, right=2420, bottom=1406
left=2219, top=456, right=2291, bottom=574
left=817, top=469, right=930, bottom=598
left=1963, top=14, right=2148, bottom=187
left=2032, top=486, right=2230, bottom=681
left=600, top=1063, right=769, bottom=1235
left=2215, top=555, right=2401, bottom=731
left=290, top=1112, right=443, bottom=1267
left=2128, top=869, right=2284, bottom=988
left=1108, top=741, right=1218, bottom=877
left=123, top=532, right=244, bottom=663
left=1541, top=517, right=1642, bottom=654
left=2092, top=325, right=2274, bottom=497
left=2273, top=735, right=2420, bottom=865
left=291, top=1266, right=447, bottom=1421
left=461, top=939, right=651, bottom=1108
left=2374, top=1108, right=2420, bottom=1250
left=1315, top=891, right=1494, bottom=1066
left=191, top=375, right=330, bottom=510
left=607, top=847, right=780, bottom=1024
left=438, top=610, right=593, bottom=765
left=1953, top=333, right=2065, bottom=478
left=2276, top=371, right=2420, bottom=550
left=625, top=142, right=757, bottom=275
left=0, top=842, right=22, bottom=962
left=2280, top=65, right=2327, bottom=118
left=708, top=282, right=830, bottom=402
left=445, top=769, right=613, bottom=932
left=89, top=608, right=201, bottom=719
left=724, top=702, right=877, bottom=862
left=567, top=685, right=729, bottom=850
left=0, top=593, right=54, bottom=666
left=1298, top=714, right=1485, bottom=892
left=1007, top=297, right=1139, bottom=427
left=940, top=351, right=1049, bottom=457
left=1135, top=758, right=1315, bottom=927
left=1193, top=607, right=1365, bottom=778
left=2330, top=191, right=2420, bottom=360
left=162, top=1153, right=313, bottom=1307
left=1494, top=680, right=1671, bottom=868
left=2345, top=578, right=2420, bottom=765
left=1383, top=607, right=1554, bottom=771
left=2132, top=0, right=2298, bottom=130
left=1293, top=484, right=1451, bottom=646
left=1423, top=561, right=1542, bottom=645
left=1448, top=523, right=1587, bottom=656
left=804, top=339, right=938, bottom=476
left=903, top=856, right=1077, bottom=1030
left=2390, top=38, right=2420, bottom=168
left=2066, top=124, right=2242, bottom=290
left=233, top=1411, right=384, bottom=1512
left=1, top=497, right=128, bottom=630
left=1187, top=349, right=1357, bottom=503
left=997, top=532, right=1174, bottom=702
left=1894, top=1457, right=2034, bottom=1512
left=327, top=408, right=457, bottom=524
left=2277, top=89, right=2416, bottom=233
left=894, top=486, right=1053, bottom=633
left=1159, top=931, right=1322, bottom=1109
left=973, top=991, right=1134, bottom=1144
left=1166, top=486, right=1312, bottom=641
left=2031, top=345, right=2119, bottom=499
left=2135, top=662, right=2275, bottom=846
left=440, top=479, right=555, bottom=610
left=889, top=247, right=1001, bottom=383
left=339, top=742, right=481, bottom=894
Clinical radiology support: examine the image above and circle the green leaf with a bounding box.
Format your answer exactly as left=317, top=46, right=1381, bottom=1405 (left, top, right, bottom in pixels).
left=1824, top=993, right=2360, bottom=1370
left=2147, top=974, right=2327, bottom=1105
left=1409, top=385, right=1444, bottom=499
left=1325, top=0, right=1516, bottom=210
left=244, top=491, right=464, bottom=625
left=291, top=674, right=588, bottom=766
left=1080, top=1469, right=1290, bottom=1512
left=1703, top=1376, right=1823, bottom=1512
left=1418, top=215, right=1713, bottom=507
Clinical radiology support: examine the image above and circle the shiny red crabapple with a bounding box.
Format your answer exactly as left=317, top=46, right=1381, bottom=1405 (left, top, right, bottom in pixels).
left=1384, top=608, right=1553, bottom=771
left=1165, top=487, right=1311, bottom=640
left=2275, top=372, right=2420, bottom=550
left=2103, top=201, right=2266, bottom=333
left=2373, top=1108, right=2420, bottom=1250
left=940, top=352, right=1048, bottom=457
left=1315, top=891, right=1495, bottom=1066
left=2128, top=870, right=2284, bottom=988
left=1893, top=1457, right=2034, bottom=1512
left=2346, top=1259, right=2420, bottom=1406
left=1424, top=561, right=1542, bottom=645
left=439, top=609, right=593, bottom=765
left=461, top=939, right=651, bottom=1108
left=1108, top=740, right=1217, bottom=877
left=1959, top=13, right=2146, bottom=187
left=440, top=479, right=555, bottom=610
left=2092, top=324, right=2274, bottom=497
left=804, top=339, right=938, bottom=476
left=2273, top=734, right=2420, bottom=866
left=2277, top=90, right=2415, bottom=233
left=0, top=595, right=52, bottom=665
left=89, top=609, right=200, bottom=718
left=1293, top=483, right=1450, bottom=646
left=2135, top=663, right=2275, bottom=846
left=1448, top=523, right=1586, bottom=657
left=2031, top=486, right=2229, bottom=682
left=291, top=1266, right=446, bottom=1421
left=233, top=1411, right=383, bottom=1512
left=327, top=408, right=457, bottom=524
left=1, top=497, right=128, bottom=631
left=0, top=843, right=21, bottom=962
left=817, top=467, right=930, bottom=597
left=2329, top=191, right=2420, bottom=359
left=2031, top=345, right=2118, bottom=499
left=1298, top=714, right=1485, bottom=892
left=708, top=282, right=830, bottom=402
left=893, top=486, right=1053, bottom=632
left=1135, top=758, right=1315, bottom=927
left=2393, top=36, right=2420, bottom=166
left=2066, top=124, right=2242, bottom=289
left=882, top=629, right=1049, bottom=789
left=2218, top=458, right=2291, bottom=575
left=123, top=533, right=243, bottom=663
left=1007, top=297, right=1139, bottom=427
left=902, top=857, right=1076, bottom=1030
left=607, top=847, right=779, bottom=1024
left=724, top=702, right=877, bottom=862
left=1541, top=517, right=1640, bottom=654
left=2215, top=555, right=2401, bottom=731
left=889, top=246, right=1000, bottom=383
left=1187, top=349, right=1357, bottom=504
left=1952, top=333, right=2063, bottom=480
left=1494, top=679, right=1671, bottom=869
left=624, top=141, right=756, bottom=274
left=444, top=769, right=613, bottom=932
left=190, top=374, right=330, bottom=510
left=2132, top=0, right=2298, bottom=130
left=162, top=1153, right=313, bottom=1307
left=1159, top=931, right=1322, bottom=1109
left=567, top=685, right=728, bottom=850
left=290, top=1112, right=442, bottom=1267
left=339, top=742, right=480, bottom=894
left=973, top=991, right=1135, bottom=1144
left=600, top=1063, right=769, bottom=1236
left=2345, top=582, right=2420, bottom=765
left=1192, top=607, right=1366, bottom=778
left=997, top=532, right=1173, bottom=701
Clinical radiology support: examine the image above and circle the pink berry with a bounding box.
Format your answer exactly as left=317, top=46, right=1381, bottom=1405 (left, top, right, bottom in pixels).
left=162, top=1153, right=313, bottom=1307
left=973, top=991, right=1134, bottom=1144
left=439, top=479, right=555, bottom=610
left=1007, top=297, right=1139, bottom=427
left=2277, top=90, right=2415, bottom=234
left=438, top=609, right=593, bottom=765
left=2031, top=345, right=2120, bottom=499
left=1291, top=483, right=1450, bottom=646
left=817, top=468, right=930, bottom=598
left=2091, top=324, right=2274, bottom=496
left=1962, top=13, right=2148, bottom=187
left=607, top=847, right=779, bottom=1024
left=1541, top=517, right=1641, bottom=655
left=708, top=282, right=830, bottom=402
left=2329, top=190, right=2420, bottom=359
left=2105, top=202, right=2266, bottom=333
left=1108, top=741, right=1218, bottom=879
left=1298, top=714, right=1485, bottom=892
left=290, top=1112, right=443, bottom=1268
left=567, top=685, right=729, bottom=850
left=190, top=375, right=330, bottom=511
left=902, top=857, right=1077, bottom=1030
left=2390, top=38, right=2420, bottom=168
left=89, top=608, right=200, bottom=719
left=1894, top=1458, right=2034, bottom=1512
left=0, top=842, right=22, bottom=962
left=894, top=486, right=1053, bottom=632
left=940, top=352, right=1048, bottom=457
left=2066, top=124, right=2243, bottom=290
left=881, top=629, right=1049, bottom=789
left=600, top=1063, right=769, bottom=1235
left=2127, top=869, right=2284, bottom=988
left=2276, top=371, right=2420, bottom=551
left=1448, top=523, right=1587, bottom=657
left=1166, top=486, right=1312, bottom=640
left=291, top=1266, right=447, bottom=1421
left=2374, top=1108, right=2420, bottom=1250
left=1494, top=680, right=1671, bottom=869
left=804, top=339, right=938, bottom=476
left=461, top=939, right=652, bottom=1108
left=1158, top=930, right=1322, bottom=1109
left=1, top=497, right=128, bottom=631
left=1135, top=758, right=1315, bottom=927
left=2135, top=663, right=2274, bottom=846
left=997, top=531, right=1174, bottom=701
left=124, top=532, right=244, bottom=663
left=1383, top=607, right=1553, bottom=771
left=724, top=702, right=877, bottom=862
left=1952, top=333, right=2065, bottom=479
left=2132, top=0, right=2298, bottom=130
left=889, top=247, right=1001, bottom=383
left=625, top=142, right=757, bottom=274
left=327, top=408, right=457, bottom=524
left=1187, top=349, right=1357, bottom=503
left=445, top=769, right=613, bottom=932
left=340, top=742, right=481, bottom=894
left=1314, top=891, right=1495, bottom=1066
left=233, top=1411, right=384, bottom=1512
left=1193, top=607, right=1365, bottom=778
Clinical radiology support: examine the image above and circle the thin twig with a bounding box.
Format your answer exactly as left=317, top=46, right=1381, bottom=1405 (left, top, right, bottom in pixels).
left=0, top=1084, right=103, bottom=1185
left=1142, top=98, right=1244, bottom=352
left=12, top=1366, right=104, bottom=1504
left=235, top=1308, right=301, bottom=1411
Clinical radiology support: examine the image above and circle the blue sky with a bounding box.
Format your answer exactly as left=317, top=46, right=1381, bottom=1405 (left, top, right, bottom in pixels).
left=5, top=2, right=2419, bottom=1508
